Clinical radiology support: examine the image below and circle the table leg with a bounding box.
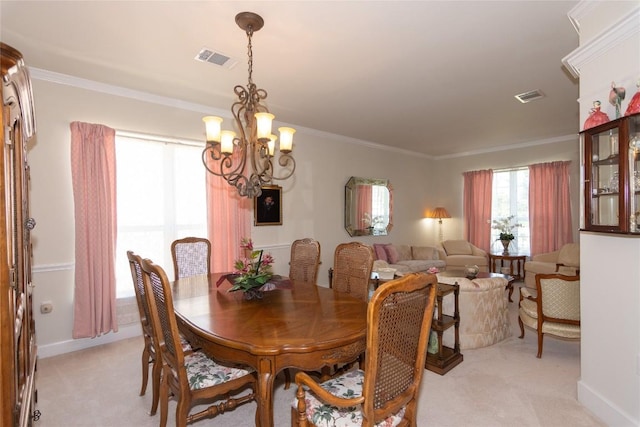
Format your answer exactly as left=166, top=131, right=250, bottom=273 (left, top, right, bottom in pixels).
left=256, top=358, right=276, bottom=427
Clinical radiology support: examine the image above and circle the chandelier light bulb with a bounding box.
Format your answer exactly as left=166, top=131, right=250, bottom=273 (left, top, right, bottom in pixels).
left=267, top=134, right=277, bottom=156
left=220, top=130, right=236, bottom=154
left=278, top=127, right=295, bottom=153
left=202, top=116, right=223, bottom=143
left=255, top=112, right=274, bottom=140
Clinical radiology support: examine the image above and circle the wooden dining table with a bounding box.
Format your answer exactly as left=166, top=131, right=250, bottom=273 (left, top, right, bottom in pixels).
left=170, top=273, right=368, bottom=427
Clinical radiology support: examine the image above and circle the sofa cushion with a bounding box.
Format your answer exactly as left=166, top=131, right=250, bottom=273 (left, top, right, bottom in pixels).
left=443, top=240, right=473, bottom=255
left=558, top=243, right=580, bottom=267
left=395, top=245, right=412, bottom=261
left=395, top=259, right=446, bottom=273
left=373, top=244, right=388, bottom=262
left=385, top=244, right=401, bottom=264
left=412, top=246, right=439, bottom=260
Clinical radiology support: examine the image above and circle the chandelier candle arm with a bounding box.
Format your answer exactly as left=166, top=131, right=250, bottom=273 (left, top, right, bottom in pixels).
left=200, top=11, right=296, bottom=198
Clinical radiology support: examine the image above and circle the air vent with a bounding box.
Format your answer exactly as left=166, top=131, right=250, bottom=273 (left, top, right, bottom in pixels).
left=194, top=48, right=238, bottom=69
left=515, top=89, right=545, bottom=104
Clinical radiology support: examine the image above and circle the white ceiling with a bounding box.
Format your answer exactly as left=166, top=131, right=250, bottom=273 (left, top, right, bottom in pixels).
left=0, top=1, right=580, bottom=157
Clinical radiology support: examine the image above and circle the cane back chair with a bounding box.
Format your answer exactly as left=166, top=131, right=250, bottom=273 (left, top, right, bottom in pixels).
left=331, top=242, right=375, bottom=302
left=292, top=272, right=438, bottom=426
left=139, top=258, right=257, bottom=427
left=289, top=238, right=321, bottom=284
left=170, top=237, right=211, bottom=280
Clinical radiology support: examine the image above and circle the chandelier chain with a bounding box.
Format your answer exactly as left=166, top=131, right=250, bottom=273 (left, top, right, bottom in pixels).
left=246, top=26, right=254, bottom=86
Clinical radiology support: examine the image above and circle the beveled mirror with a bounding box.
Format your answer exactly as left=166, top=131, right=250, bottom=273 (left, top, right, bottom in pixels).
left=345, top=176, right=393, bottom=236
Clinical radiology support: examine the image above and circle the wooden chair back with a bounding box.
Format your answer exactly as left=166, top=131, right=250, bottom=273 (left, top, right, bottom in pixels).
left=140, top=258, right=186, bottom=380
left=362, top=273, right=437, bottom=424
left=170, top=237, right=211, bottom=280
left=126, top=250, right=160, bottom=414
left=332, top=242, right=374, bottom=301
left=293, top=272, right=438, bottom=426
left=288, top=238, right=321, bottom=284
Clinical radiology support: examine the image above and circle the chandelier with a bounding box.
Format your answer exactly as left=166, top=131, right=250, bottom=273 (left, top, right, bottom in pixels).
left=202, top=12, right=296, bottom=199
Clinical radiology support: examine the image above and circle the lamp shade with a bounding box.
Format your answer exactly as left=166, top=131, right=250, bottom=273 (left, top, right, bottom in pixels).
left=428, top=207, right=451, bottom=219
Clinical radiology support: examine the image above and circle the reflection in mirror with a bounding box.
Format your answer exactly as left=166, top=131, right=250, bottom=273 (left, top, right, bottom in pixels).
left=345, top=177, right=393, bottom=236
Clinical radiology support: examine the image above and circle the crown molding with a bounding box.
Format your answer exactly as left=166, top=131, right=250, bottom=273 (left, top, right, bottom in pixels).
left=567, top=1, right=599, bottom=35
left=562, top=5, right=640, bottom=78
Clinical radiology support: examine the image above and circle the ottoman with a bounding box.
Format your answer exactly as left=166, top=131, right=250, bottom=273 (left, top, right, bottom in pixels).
left=437, top=274, right=511, bottom=350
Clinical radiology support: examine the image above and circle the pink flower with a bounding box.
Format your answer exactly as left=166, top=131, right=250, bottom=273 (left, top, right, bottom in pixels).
left=240, top=237, right=253, bottom=250
left=427, top=267, right=439, bottom=274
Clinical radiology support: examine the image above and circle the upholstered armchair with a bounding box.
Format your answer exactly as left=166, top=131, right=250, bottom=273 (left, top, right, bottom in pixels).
left=518, top=273, right=580, bottom=358
left=437, top=240, right=489, bottom=272
left=523, top=243, right=579, bottom=290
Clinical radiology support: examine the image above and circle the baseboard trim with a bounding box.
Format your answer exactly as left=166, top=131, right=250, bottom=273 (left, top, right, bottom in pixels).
left=37, top=323, right=142, bottom=359
left=577, top=380, right=638, bottom=427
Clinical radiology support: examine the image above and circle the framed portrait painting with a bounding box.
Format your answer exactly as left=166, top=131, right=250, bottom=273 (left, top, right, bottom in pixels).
left=254, top=185, right=282, bottom=226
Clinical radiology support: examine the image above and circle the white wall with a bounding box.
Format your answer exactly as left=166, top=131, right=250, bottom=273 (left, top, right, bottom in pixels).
left=565, top=2, right=640, bottom=426
left=28, top=65, right=584, bottom=358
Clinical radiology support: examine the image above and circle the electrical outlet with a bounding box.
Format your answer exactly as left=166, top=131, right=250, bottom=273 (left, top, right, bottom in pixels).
left=40, top=301, right=53, bottom=314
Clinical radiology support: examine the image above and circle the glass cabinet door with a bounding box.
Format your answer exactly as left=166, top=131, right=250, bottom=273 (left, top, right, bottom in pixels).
left=582, top=112, right=640, bottom=234
left=629, top=114, right=640, bottom=232
left=588, top=125, right=622, bottom=229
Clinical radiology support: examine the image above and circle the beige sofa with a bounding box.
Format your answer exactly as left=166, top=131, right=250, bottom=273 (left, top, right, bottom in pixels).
left=437, top=240, right=489, bottom=272
left=372, top=244, right=445, bottom=275
left=523, top=243, right=580, bottom=290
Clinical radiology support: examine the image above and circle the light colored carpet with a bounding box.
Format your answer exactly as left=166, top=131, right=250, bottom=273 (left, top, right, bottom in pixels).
left=35, top=283, right=605, bottom=426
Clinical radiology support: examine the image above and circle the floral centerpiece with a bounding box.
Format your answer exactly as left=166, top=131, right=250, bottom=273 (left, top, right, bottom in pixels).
left=230, top=238, right=274, bottom=299
left=490, top=215, right=523, bottom=254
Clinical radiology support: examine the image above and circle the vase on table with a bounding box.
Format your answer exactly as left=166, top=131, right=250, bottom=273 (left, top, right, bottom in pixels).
left=500, top=239, right=511, bottom=255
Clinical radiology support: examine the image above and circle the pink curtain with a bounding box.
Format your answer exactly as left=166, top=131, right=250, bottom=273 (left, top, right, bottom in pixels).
left=463, top=169, right=493, bottom=251
left=529, top=161, right=573, bottom=255
left=205, top=154, right=251, bottom=272
left=70, top=122, right=118, bottom=338
left=355, top=184, right=372, bottom=231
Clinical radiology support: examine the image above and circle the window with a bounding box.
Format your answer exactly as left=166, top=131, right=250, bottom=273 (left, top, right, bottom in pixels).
left=114, top=133, right=207, bottom=298
left=491, top=168, right=530, bottom=255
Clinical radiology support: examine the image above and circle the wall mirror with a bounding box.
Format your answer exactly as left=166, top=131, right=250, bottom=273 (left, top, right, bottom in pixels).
left=345, top=176, right=393, bottom=236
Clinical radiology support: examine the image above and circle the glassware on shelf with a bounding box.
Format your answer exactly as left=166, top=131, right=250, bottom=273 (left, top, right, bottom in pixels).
left=609, top=172, right=619, bottom=193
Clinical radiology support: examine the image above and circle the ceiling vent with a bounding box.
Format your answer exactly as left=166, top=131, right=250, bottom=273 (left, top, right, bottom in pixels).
left=515, top=89, right=545, bottom=104
left=194, top=48, right=238, bottom=69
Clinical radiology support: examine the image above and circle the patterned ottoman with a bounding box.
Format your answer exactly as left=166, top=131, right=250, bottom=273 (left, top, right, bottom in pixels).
left=437, top=274, right=512, bottom=350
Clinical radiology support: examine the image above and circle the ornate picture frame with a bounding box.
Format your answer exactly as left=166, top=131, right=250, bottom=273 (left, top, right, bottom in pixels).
left=254, top=185, right=282, bottom=226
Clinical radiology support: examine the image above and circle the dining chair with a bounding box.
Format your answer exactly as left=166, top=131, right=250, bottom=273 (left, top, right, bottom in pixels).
left=128, top=251, right=197, bottom=416
left=331, top=242, right=375, bottom=301
left=288, top=238, right=321, bottom=284
left=518, top=273, right=581, bottom=358
left=139, top=257, right=257, bottom=427
left=292, top=272, right=438, bottom=426
left=127, top=251, right=162, bottom=416
left=170, top=237, right=211, bottom=280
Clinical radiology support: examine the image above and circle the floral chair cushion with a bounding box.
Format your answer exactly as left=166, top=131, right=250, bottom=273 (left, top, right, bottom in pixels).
left=185, top=351, right=254, bottom=390
left=291, top=369, right=405, bottom=427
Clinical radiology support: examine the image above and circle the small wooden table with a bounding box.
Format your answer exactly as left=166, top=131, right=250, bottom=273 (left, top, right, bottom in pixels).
left=489, top=253, right=526, bottom=285
left=438, top=269, right=516, bottom=302
left=171, top=274, right=367, bottom=427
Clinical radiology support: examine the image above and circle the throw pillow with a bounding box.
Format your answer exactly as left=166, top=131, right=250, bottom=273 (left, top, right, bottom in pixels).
left=373, top=244, right=388, bottom=262
left=384, top=244, right=401, bottom=264
left=443, top=240, right=473, bottom=255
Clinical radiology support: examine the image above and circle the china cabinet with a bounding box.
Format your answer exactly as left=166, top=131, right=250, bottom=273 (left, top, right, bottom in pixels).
left=1, top=43, right=39, bottom=426
left=581, top=112, right=640, bottom=233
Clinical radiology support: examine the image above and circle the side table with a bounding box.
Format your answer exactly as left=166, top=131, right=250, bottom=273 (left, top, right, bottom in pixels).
left=489, top=253, right=526, bottom=282
left=425, top=282, right=463, bottom=375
